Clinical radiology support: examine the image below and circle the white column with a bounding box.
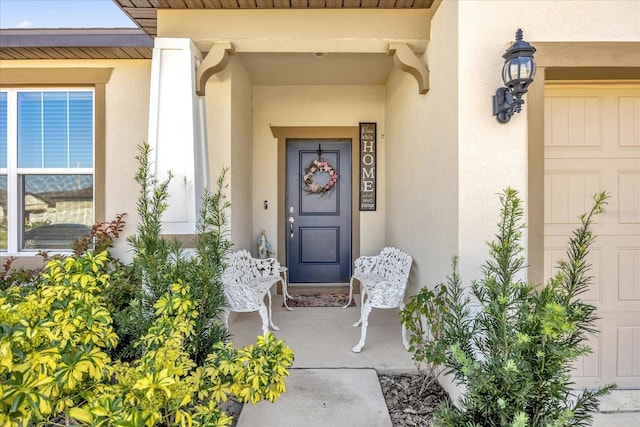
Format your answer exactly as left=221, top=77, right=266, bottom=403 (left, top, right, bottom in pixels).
left=147, top=38, right=209, bottom=234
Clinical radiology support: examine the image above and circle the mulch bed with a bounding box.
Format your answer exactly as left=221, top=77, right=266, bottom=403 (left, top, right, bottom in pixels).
left=379, top=373, right=451, bottom=426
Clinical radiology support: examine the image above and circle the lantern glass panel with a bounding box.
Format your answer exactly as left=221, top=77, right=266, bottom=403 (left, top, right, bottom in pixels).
left=502, top=56, right=535, bottom=87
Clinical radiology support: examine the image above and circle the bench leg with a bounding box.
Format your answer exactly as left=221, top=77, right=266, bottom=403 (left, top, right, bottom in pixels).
left=353, top=305, right=362, bottom=327
left=352, top=304, right=372, bottom=353
left=222, top=308, right=231, bottom=331
left=258, top=306, right=270, bottom=337
left=343, top=276, right=356, bottom=309
left=266, top=290, right=280, bottom=331
left=353, top=291, right=367, bottom=327
left=281, top=277, right=293, bottom=311
left=399, top=303, right=409, bottom=350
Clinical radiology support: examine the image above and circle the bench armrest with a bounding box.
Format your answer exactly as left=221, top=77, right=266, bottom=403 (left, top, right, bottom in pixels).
left=368, top=281, right=406, bottom=307
left=354, top=255, right=379, bottom=274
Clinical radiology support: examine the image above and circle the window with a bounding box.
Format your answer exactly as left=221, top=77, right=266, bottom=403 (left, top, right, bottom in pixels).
left=0, top=89, right=94, bottom=253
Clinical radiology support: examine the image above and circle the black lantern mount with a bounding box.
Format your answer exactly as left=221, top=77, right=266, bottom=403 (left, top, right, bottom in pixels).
left=492, top=29, right=536, bottom=124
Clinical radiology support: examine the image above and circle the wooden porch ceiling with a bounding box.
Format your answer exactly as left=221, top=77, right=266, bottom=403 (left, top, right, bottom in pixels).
left=114, top=0, right=437, bottom=37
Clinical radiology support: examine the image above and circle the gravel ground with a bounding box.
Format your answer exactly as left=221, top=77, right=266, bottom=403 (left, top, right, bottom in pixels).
left=226, top=372, right=450, bottom=427
left=379, top=373, right=451, bottom=427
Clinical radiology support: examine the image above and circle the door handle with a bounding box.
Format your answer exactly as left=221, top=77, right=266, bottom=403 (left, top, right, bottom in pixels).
left=288, top=216, right=295, bottom=238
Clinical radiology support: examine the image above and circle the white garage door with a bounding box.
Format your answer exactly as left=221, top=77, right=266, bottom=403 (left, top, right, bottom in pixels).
left=544, top=83, right=640, bottom=389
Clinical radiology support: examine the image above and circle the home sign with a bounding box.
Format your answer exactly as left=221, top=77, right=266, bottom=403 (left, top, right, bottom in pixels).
left=359, top=122, right=376, bottom=211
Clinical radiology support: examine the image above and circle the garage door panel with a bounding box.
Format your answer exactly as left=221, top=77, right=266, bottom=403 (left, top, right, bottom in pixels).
left=545, top=84, right=640, bottom=389
left=596, top=236, right=640, bottom=308
left=544, top=171, right=602, bottom=224
left=546, top=92, right=640, bottom=159
left=619, top=97, right=640, bottom=147
left=618, top=249, right=640, bottom=301
left=619, top=172, right=640, bottom=223
left=545, top=96, right=601, bottom=148
left=617, top=325, right=640, bottom=378
left=606, top=313, right=640, bottom=388
left=571, top=324, right=601, bottom=380
left=573, top=316, right=640, bottom=389
left=545, top=162, right=638, bottom=235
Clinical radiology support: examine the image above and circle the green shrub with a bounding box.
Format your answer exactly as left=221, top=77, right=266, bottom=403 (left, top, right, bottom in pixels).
left=188, top=169, right=234, bottom=364
left=0, top=253, right=50, bottom=293
left=402, top=188, right=614, bottom=427
left=72, top=213, right=127, bottom=256
left=118, top=142, right=231, bottom=362
left=400, top=259, right=457, bottom=394
left=1, top=214, right=134, bottom=311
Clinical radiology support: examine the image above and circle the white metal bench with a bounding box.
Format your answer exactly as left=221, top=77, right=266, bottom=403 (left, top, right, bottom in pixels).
left=221, top=249, right=290, bottom=336
left=345, top=246, right=413, bottom=353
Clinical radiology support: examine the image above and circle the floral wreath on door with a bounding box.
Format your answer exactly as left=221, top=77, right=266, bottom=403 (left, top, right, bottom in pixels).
left=303, top=159, right=338, bottom=194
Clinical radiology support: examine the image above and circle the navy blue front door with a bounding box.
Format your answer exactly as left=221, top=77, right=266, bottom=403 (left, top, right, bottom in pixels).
left=286, top=140, right=351, bottom=283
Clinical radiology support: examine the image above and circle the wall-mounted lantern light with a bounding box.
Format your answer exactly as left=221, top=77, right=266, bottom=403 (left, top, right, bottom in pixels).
left=492, top=29, right=537, bottom=123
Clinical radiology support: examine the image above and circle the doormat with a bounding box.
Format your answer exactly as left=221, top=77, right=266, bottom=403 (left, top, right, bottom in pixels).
left=284, top=293, right=356, bottom=308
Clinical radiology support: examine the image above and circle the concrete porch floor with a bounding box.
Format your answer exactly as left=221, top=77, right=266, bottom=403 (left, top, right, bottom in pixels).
left=227, top=291, right=639, bottom=426
left=226, top=292, right=416, bottom=372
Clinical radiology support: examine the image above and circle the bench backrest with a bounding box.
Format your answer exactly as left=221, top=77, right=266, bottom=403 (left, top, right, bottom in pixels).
left=223, top=249, right=280, bottom=286
left=372, top=247, right=412, bottom=286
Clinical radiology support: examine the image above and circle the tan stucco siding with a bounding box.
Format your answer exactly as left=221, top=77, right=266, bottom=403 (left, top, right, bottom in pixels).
left=103, top=61, right=152, bottom=261
left=253, top=85, right=386, bottom=259
left=230, top=59, right=254, bottom=251
left=206, top=73, right=232, bottom=186
left=204, top=57, right=254, bottom=252
left=384, top=0, right=459, bottom=298
left=158, top=9, right=430, bottom=54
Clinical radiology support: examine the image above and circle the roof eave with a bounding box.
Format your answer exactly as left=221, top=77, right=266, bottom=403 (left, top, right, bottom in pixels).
left=0, top=28, right=153, bottom=48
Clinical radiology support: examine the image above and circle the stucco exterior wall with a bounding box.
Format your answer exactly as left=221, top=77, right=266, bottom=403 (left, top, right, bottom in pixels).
left=384, top=0, right=459, bottom=297
left=103, top=61, right=152, bottom=261
left=158, top=9, right=429, bottom=54
left=206, top=74, right=231, bottom=185
left=230, top=58, right=254, bottom=251
left=252, top=85, right=386, bottom=258
left=204, top=57, right=254, bottom=251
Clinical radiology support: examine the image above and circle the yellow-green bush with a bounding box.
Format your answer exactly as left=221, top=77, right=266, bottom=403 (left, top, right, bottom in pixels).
left=1, top=252, right=294, bottom=427
left=0, top=251, right=117, bottom=425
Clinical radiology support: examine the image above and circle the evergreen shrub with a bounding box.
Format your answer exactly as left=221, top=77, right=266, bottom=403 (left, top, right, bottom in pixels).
left=402, top=188, right=614, bottom=427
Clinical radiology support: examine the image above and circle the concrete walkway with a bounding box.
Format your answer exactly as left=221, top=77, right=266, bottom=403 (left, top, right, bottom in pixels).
left=593, top=390, right=640, bottom=426
left=229, top=292, right=639, bottom=426
left=238, top=369, right=392, bottom=427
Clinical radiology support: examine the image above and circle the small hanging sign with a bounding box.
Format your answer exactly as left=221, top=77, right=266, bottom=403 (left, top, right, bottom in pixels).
left=359, top=122, right=376, bottom=211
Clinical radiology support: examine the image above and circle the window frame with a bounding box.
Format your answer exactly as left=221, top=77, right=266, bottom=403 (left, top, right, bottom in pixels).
left=0, top=67, right=111, bottom=256
left=2, top=87, right=95, bottom=253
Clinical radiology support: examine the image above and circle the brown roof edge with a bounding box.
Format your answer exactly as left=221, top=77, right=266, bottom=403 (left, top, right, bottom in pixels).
left=0, top=28, right=153, bottom=48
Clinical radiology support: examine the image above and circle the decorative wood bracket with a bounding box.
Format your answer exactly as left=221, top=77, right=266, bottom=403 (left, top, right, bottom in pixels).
left=195, top=42, right=235, bottom=96
left=387, top=43, right=429, bottom=95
